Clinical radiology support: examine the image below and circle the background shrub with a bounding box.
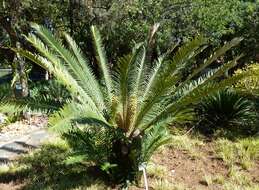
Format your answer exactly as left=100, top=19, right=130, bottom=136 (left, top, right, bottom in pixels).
left=235, top=63, right=259, bottom=97
left=196, top=89, right=258, bottom=138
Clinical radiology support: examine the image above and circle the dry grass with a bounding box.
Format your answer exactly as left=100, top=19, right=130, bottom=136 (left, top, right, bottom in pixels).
left=168, top=135, right=204, bottom=157
left=215, top=138, right=259, bottom=169
left=151, top=179, right=187, bottom=190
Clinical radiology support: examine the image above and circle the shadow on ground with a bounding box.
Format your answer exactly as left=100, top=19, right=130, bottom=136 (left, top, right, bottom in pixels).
left=0, top=141, right=38, bottom=165
left=0, top=142, right=107, bottom=190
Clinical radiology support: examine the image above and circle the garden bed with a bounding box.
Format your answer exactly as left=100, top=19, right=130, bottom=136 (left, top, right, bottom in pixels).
left=0, top=134, right=258, bottom=190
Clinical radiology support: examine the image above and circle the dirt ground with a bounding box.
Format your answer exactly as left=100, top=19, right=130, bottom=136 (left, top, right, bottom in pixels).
left=0, top=182, right=25, bottom=190
left=131, top=142, right=259, bottom=190
left=0, top=140, right=258, bottom=190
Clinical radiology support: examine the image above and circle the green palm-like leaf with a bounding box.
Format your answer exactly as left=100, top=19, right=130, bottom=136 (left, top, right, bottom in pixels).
left=91, top=26, right=114, bottom=102
left=141, top=125, right=172, bottom=163
left=197, top=89, right=257, bottom=136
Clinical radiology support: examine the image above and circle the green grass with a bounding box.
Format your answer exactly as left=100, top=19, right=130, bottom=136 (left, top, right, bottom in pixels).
left=146, top=163, right=167, bottom=179
left=202, top=172, right=213, bottom=186
left=201, top=166, right=259, bottom=190
left=215, top=137, right=259, bottom=169
left=222, top=166, right=259, bottom=190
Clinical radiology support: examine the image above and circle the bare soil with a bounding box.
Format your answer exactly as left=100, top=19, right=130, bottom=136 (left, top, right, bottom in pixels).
left=131, top=142, right=259, bottom=190
left=0, top=182, right=25, bottom=190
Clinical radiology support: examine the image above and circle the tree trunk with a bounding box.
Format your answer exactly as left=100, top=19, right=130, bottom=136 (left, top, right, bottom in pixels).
left=0, top=0, right=29, bottom=98
left=14, top=42, right=29, bottom=98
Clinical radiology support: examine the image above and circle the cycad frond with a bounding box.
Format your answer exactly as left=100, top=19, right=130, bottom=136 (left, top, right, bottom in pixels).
left=197, top=89, right=257, bottom=135
left=14, top=48, right=101, bottom=116
left=141, top=125, right=171, bottom=163
left=0, top=80, right=69, bottom=117
left=63, top=125, right=114, bottom=166
left=135, top=37, right=206, bottom=128
left=91, top=26, right=114, bottom=102
left=187, top=37, right=243, bottom=80
left=49, top=101, right=107, bottom=133
left=64, top=33, right=106, bottom=109
left=171, top=36, right=206, bottom=74
left=0, top=102, right=24, bottom=116
left=141, top=55, right=244, bottom=129
left=0, top=83, right=12, bottom=100
left=129, top=46, right=146, bottom=97
left=0, top=99, right=58, bottom=116
left=113, top=46, right=146, bottom=132
left=28, top=25, right=105, bottom=112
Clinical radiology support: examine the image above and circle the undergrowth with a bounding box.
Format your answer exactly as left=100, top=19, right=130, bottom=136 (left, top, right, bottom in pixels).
left=168, top=134, right=204, bottom=157
left=215, top=137, right=259, bottom=169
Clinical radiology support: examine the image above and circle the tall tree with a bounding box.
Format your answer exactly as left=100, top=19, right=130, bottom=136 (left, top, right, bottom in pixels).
left=0, top=0, right=29, bottom=97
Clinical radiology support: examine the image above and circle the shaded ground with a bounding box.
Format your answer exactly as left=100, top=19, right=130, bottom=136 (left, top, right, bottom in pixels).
left=0, top=129, right=51, bottom=163
left=0, top=116, right=51, bottom=164
left=0, top=135, right=258, bottom=190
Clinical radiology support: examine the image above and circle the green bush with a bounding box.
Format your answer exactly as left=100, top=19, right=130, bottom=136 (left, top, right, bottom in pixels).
left=215, top=138, right=259, bottom=169
left=29, top=80, right=71, bottom=107
left=0, top=83, right=12, bottom=100
left=234, top=63, right=259, bottom=97
left=197, top=89, right=257, bottom=137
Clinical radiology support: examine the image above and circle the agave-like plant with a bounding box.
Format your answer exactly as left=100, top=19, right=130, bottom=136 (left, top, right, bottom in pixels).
left=197, top=89, right=257, bottom=137
left=8, top=24, right=247, bottom=184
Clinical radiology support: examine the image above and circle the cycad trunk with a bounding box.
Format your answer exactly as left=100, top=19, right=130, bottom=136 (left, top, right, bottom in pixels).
left=109, top=136, right=142, bottom=184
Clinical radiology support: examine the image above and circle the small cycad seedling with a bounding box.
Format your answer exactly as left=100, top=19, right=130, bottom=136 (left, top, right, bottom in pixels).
left=8, top=23, right=247, bottom=184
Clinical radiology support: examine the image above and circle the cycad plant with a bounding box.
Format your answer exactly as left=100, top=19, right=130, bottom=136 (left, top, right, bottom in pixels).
left=197, top=89, right=257, bottom=137
left=10, top=24, right=247, bottom=184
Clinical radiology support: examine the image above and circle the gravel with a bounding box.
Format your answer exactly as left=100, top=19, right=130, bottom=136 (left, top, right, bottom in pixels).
left=0, top=113, right=6, bottom=124
left=0, top=115, right=51, bottom=163
left=0, top=115, right=48, bottom=144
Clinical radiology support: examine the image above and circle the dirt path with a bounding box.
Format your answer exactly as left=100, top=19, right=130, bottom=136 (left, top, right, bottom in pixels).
left=0, top=116, right=52, bottom=164
left=0, top=129, right=51, bottom=163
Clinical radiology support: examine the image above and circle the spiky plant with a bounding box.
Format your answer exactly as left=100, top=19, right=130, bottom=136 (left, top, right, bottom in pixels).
left=29, top=80, right=70, bottom=107
left=197, top=89, right=257, bottom=137
left=9, top=23, right=247, bottom=184
left=0, top=80, right=69, bottom=117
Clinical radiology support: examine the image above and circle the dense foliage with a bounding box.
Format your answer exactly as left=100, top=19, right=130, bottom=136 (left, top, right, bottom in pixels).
left=235, top=63, right=259, bottom=97
left=1, top=0, right=259, bottom=62
left=197, top=89, right=258, bottom=137
left=1, top=0, right=258, bottom=99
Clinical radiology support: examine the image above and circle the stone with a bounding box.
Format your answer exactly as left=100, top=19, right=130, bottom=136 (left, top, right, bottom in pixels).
left=0, top=116, right=52, bottom=164
left=0, top=113, right=6, bottom=124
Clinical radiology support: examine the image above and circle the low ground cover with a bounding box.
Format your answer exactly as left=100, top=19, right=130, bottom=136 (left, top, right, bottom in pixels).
left=0, top=133, right=258, bottom=190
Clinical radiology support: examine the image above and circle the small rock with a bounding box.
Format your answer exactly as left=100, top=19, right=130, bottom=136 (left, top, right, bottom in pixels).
left=0, top=113, right=7, bottom=124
